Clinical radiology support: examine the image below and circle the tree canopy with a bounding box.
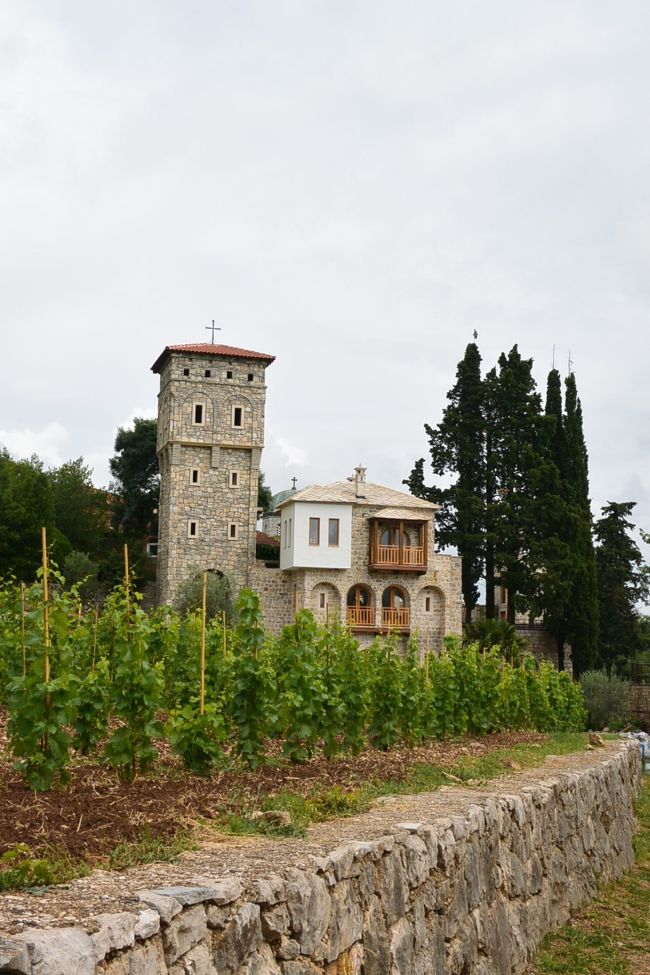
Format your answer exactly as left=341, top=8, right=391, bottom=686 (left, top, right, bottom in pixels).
left=406, top=341, right=607, bottom=674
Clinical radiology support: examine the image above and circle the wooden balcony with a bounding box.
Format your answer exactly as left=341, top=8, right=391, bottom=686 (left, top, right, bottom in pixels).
left=346, top=606, right=411, bottom=632
left=368, top=518, right=428, bottom=573
left=381, top=607, right=410, bottom=630
left=346, top=606, right=376, bottom=630
left=373, top=544, right=425, bottom=568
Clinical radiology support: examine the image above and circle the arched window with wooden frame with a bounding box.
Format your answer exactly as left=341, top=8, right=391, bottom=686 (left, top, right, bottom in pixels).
left=381, top=585, right=409, bottom=629
left=346, top=584, right=375, bottom=629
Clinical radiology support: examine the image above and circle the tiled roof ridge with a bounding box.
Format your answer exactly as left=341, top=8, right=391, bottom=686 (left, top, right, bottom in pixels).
left=277, top=480, right=436, bottom=510
left=151, top=343, right=275, bottom=372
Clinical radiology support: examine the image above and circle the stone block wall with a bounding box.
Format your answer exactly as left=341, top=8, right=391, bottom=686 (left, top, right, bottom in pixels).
left=155, top=351, right=269, bottom=605
left=628, top=684, right=650, bottom=729
left=0, top=744, right=640, bottom=975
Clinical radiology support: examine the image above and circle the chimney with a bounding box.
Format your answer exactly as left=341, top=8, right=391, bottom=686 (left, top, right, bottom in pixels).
left=354, top=464, right=367, bottom=498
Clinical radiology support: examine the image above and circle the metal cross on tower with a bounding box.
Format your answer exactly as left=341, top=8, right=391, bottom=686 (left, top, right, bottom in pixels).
left=205, top=320, right=221, bottom=344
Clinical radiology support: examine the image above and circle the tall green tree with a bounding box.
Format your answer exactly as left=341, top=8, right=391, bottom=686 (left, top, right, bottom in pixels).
left=594, top=501, right=648, bottom=672
left=485, top=346, right=544, bottom=622
left=405, top=342, right=485, bottom=622
left=0, top=450, right=54, bottom=580
left=561, top=373, right=599, bottom=674
left=109, top=418, right=160, bottom=544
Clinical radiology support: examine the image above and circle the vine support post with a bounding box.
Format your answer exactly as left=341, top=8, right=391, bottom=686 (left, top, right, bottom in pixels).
left=92, top=603, right=99, bottom=670
left=41, top=527, right=50, bottom=684
left=123, top=543, right=130, bottom=622
left=20, top=581, right=26, bottom=676
left=200, top=572, right=207, bottom=714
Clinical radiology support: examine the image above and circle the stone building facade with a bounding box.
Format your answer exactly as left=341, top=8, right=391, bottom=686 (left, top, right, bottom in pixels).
left=268, top=468, right=462, bottom=647
left=152, top=343, right=275, bottom=605
left=153, top=343, right=462, bottom=649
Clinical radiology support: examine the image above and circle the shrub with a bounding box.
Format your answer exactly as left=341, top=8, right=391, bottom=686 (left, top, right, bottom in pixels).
left=580, top=669, right=630, bottom=730
left=173, top=569, right=233, bottom=621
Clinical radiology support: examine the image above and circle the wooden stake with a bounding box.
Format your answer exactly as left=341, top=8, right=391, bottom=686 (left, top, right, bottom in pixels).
left=123, top=543, right=130, bottom=621
left=222, top=610, right=227, bottom=657
left=41, top=527, right=50, bottom=684
left=20, top=581, right=26, bottom=677
left=92, top=603, right=99, bottom=670
left=200, top=572, right=207, bottom=715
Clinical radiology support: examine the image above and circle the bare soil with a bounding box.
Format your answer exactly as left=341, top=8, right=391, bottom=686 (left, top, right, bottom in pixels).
left=0, top=712, right=545, bottom=862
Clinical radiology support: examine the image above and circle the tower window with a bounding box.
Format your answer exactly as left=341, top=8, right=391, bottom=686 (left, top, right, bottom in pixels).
left=247, top=373, right=254, bottom=382
left=232, top=406, right=243, bottom=427
left=190, top=468, right=200, bottom=485
left=183, top=367, right=190, bottom=376
left=229, top=471, right=239, bottom=487
left=193, top=403, right=204, bottom=425
left=188, top=520, right=198, bottom=538
left=228, top=523, right=238, bottom=540
left=309, top=517, right=320, bottom=546
left=319, top=592, right=326, bottom=609
left=226, top=370, right=233, bottom=379
left=204, top=369, right=211, bottom=378
left=425, top=596, right=431, bottom=612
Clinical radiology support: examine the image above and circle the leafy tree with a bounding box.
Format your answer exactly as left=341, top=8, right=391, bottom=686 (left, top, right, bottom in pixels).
left=62, top=551, right=101, bottom=602
left=594, top=501, right=648, bottom=672
left=47, top=458, right=108, bottom=557
left=257, top=471, right=273, bottom=513
left=173, top=569, right=234, bottom=621
left=0, top=450, right=54, bottom=581
left=109, top=418, right=159, bottom=544
left=405, top=342, right=485, bottom=621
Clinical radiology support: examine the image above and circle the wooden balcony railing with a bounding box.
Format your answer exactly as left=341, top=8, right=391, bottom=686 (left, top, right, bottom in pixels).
left=374, top=545, right=425, bottom=568
left=346, top=606, right=376, bottom=629
left=381, top=608, right=410, bottom=629
left=346, top=607, right=411, bottom=631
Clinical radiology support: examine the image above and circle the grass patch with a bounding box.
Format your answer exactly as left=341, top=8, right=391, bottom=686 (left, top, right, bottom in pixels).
left=528, top=776, right=650, bottom=975
left=103, top=827, right=197, bottom=871
left=211, top=733, right=589, bottom=839
left=0, top=844, right=88, bottom=891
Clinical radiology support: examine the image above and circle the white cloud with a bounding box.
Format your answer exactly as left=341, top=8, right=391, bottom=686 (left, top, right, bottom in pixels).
left=0, top=422, right=69, bottom=467
left=274, top=437, right=308, bottom=469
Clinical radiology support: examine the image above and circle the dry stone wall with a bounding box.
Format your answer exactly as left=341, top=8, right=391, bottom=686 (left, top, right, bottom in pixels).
left=0, top=744, right=641, bottom=975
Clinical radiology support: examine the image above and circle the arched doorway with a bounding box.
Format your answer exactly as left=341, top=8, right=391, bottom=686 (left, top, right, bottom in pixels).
left=381, top=586, right=409, bottom=630
left=346, top=585, right=375, bottom=629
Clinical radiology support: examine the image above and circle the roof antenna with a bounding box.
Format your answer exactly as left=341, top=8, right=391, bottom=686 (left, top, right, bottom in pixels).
left=291, top=477, right=297, bottom=491
left=205, top=320, right=221, bottom=344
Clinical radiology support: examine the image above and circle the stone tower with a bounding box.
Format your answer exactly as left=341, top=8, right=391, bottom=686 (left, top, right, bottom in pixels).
left=151, top=342, right=275, bottom=605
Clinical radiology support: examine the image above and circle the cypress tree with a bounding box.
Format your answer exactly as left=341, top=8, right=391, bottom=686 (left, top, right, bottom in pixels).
left=594, top=501, right=646, bottom=672
left=562, top=373, right=599, bottom=674
left=526, top=369, right=573, bottom=667
left=405, top=342, right=485, bottom=622
left=485, top=346, right=544, bottom=623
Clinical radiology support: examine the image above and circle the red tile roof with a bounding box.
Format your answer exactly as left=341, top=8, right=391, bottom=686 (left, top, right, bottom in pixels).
left=151, top=343, right=275, bottom=373
left=256, top=530, right=280, bottom=547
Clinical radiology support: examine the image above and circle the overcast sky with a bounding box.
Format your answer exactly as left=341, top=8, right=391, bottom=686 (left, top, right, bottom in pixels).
left=2, top=1, right=650, bottom=541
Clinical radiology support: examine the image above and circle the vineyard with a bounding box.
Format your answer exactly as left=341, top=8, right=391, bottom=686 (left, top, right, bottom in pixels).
left=0, top=541, right=587, bottom=795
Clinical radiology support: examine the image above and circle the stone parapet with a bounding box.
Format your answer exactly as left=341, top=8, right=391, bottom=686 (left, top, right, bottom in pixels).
left=0, top=743, right=641, bottom=974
